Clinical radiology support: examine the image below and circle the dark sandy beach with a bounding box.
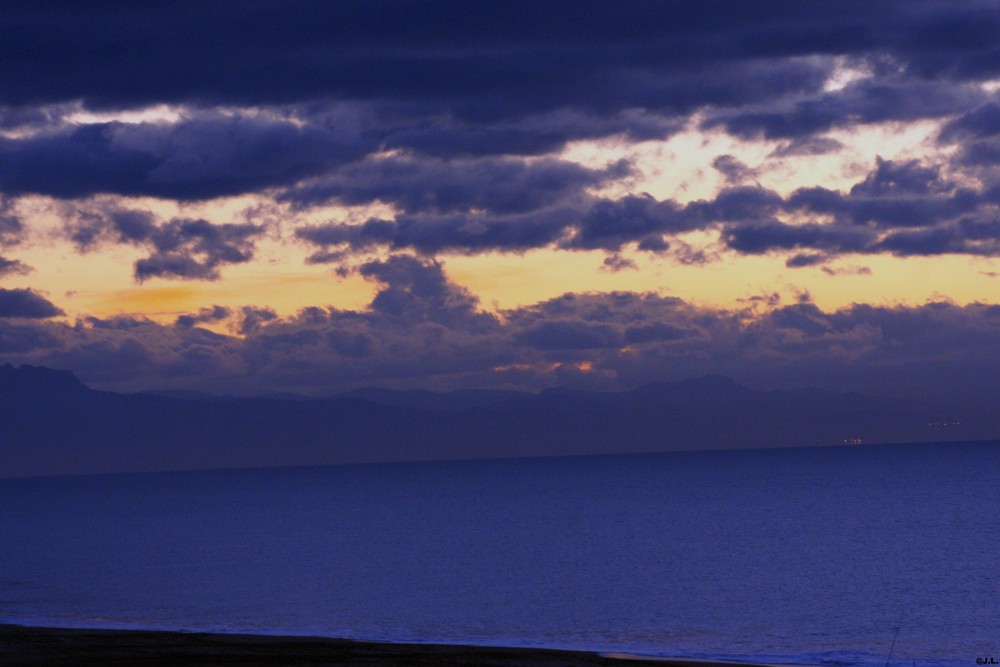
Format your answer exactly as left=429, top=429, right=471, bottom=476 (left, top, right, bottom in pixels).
left=0, top=624, right=787, bottom=666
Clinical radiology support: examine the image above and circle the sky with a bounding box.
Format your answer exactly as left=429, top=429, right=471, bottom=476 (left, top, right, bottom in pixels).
left=2, top=0, right=1000, bottom=400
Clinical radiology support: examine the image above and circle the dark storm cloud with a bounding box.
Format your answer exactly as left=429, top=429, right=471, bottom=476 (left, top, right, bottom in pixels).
left=848, top=158, right=953, bottom=197
left=286, top=156, right=679, bottom=256
left=0, top=256, right=31, bottom=277
left=237, top=307, right=278, bottom=335
left=295, top=155, right=1000, bottom=260
left=566, top=195, right=689, bottom=251
left=601, top=254, right=638, bottom=272
left=44, top=337, right=153, bottom=382
left=0, top=288, right=63, bottom=319
left=67, top=207, right=158, bottom=251
left=0, top=217, right=20, bottom=243
left=0, top=1, right=997, bottom=271
left=498, top=291, right=716, bottom=373
left=0, top=186, right=29, bottom=262
left=723, top=222, right=874, bottom=255
left=708, top=158, right=1000, bottom=259
left=769, top=136, right=844, bottom=157
left=705, top=76, right=989, bottom=140
left=761, top=302, right=834, bottom=337
left=938, top=99, right=1000, bottom=169
left=724, top=216, right=1000, bottom=260
left=133, top=217, right=265, bottom=282
left=0, top=2, right=840, bottom=112
left=0, top=321, right=61, bottom=353
left=748, top=300, right=1000, bottom=391
left=281, top=156, right=629, bottom=213
left=623, top=322, right=694, bottom=344
left=0, top=314, right=246, bottom=384
left=785, top=253, right=828, bottom=268
left=5, top=2, right=1000, bottom=400
left=0, top=196, right=23, bottom=244
left=0, top=115, right=372, bottom=200
left=68, top=208, right=265, bottom=281
left=686, top=186, right=784, bottom=224
left=297, top=193, right=691, bottom=257
left=3, top=255, right=1000, bottom=401
left=875, top=228, right=958, bottom=256
left=358, top=255, right=493, bottom=329
left=0, top=105, right=53, bottom=130
left=228, top=256, right=505, bottom=392
left=956, top=140, right=1000, bottom=168
left=938, top=101, right=1000, bottom=141
left=175, top=305, right=231, bottom=329
left=513, top=320, right=623, bottom=351
left=379, top=109, right=682, bottom=159
left=298, top=208, right=577, bottom=257
left=783, top=255, right=874, bottom=275
left=2, top=2, right=997, bottom=136
left=326, top=329, right=374, bottom=359
left=872, top=223, right=1000, bottom=257
left=785, top=183, right=974, bottom=230
left=711, top=155, right=758, bottom=184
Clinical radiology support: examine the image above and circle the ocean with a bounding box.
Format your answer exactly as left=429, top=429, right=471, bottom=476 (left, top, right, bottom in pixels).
left=1, top=441, right=997, bottom=666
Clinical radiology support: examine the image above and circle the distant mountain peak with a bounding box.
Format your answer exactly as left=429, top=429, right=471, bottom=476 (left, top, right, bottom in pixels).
left=677, top=374, right=746, bottom=390
left=1, top=363, right=997, bottom=479
left=626, top=374, right=748, bottom=398
left=0, top=363, right=89, bottom=395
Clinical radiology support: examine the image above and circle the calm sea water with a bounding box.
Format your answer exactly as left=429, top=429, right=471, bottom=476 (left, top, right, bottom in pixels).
left=2, top=442, right=998, bottom=666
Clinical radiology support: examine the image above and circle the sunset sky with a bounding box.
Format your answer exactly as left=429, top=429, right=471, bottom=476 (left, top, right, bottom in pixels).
left=2, top=1, right=1000, bottom=400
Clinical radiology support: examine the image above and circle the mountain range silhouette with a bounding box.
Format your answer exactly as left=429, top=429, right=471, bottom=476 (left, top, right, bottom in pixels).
left=1, top=363, right=991, bottom=478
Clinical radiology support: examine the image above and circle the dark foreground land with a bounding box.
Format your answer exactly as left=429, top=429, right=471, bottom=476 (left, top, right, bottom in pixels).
left=0, top=624, right=784, bottom=666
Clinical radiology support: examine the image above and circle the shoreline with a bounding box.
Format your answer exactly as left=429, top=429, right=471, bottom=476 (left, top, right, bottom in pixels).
left=0, top=623, right=793, bottom=666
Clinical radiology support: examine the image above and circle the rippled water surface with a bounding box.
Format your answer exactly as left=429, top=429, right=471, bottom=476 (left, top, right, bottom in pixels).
left=2, top=441, right=998, bottom=666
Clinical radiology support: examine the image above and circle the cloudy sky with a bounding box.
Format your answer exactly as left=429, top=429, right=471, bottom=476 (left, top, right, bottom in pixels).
left=2, top=0, right=1000, bottom=400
